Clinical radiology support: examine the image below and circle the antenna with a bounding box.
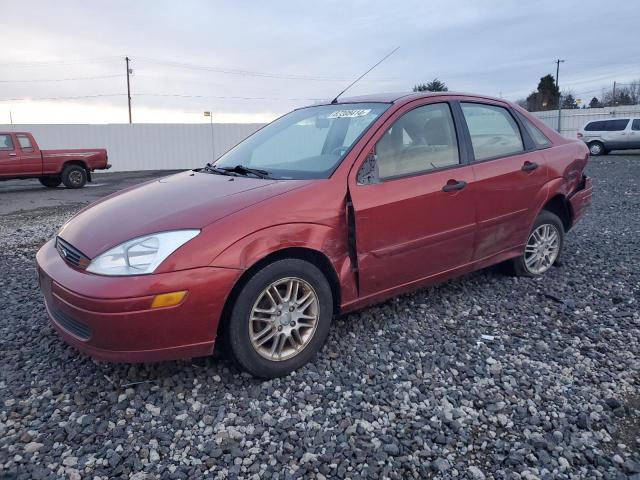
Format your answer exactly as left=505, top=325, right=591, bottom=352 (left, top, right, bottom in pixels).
left=331, top=47, right=399, bottom=104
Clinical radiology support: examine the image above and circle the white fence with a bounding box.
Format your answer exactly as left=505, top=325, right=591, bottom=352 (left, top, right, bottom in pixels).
left=0, top=123, right=264, bottom=172
left=531, top=105, right=640, bottom=139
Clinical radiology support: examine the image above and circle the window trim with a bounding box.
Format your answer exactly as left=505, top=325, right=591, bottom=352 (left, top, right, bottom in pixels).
left=0, top=134, right=15, bottom=151
left=458, top=100, right=531, bottom=164
left=16, top=134, right=34, bottom=151
left=357, top=100, right=467, bottom=184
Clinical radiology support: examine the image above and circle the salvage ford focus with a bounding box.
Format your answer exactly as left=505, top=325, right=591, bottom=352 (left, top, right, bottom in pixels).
left=36, top=92, right=593, bottom=377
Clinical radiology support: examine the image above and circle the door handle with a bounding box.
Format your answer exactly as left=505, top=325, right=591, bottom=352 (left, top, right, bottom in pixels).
left=9, top=153, right=17, bottom=156
left=521, top=161, right=538, bottom=172
left=442, top=179, right=467, bottom=192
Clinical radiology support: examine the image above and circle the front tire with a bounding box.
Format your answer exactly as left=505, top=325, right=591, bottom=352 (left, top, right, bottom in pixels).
left=39, top=176, right=61, bottom=188
left=223, top=259, right=333, bottom=378
left=61, top=165, right=87, bottom=189
left=512, top=211, right=564, bottom=276
left=588, top=141, right=605, bottom=156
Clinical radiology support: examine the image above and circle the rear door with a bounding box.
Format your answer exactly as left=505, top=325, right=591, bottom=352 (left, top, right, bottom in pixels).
left=0, top=134, right=19, bottom=177
left=349, top=99, right=477, bottom=297
left=459, top=101, right=548, bottom=260
left=16, top=134, right=43, bottom=176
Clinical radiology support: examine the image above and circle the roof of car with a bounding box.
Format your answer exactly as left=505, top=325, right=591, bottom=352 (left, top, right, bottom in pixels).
left=332, top=91, right=511, bottom=105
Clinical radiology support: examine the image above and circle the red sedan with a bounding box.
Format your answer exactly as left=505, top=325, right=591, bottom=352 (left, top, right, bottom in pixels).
left=36, top=92, right=593, bottom=377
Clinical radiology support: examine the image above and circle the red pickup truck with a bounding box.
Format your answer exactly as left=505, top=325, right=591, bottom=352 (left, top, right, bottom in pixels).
left=0, top=132, right=110, bottom=189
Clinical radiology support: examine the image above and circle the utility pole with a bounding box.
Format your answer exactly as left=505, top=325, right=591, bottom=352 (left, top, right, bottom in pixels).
left=125, top=56, right=132, bottom=124
left=9, top=111, right=13, bottom=126
left=555, top=59, right=565, bottom=134
left=612, top=81, right=617, bottom=106
left=204, top=111, right=214, bottom=162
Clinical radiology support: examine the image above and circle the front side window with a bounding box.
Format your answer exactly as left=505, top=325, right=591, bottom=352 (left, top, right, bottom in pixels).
left=462, top=103, right=524, bottom=161
left=214, top=103, right=389, bottom=179
left=632, top=119, right=640, bottom=131
left=17, top=135, right=32, bottom=150
left=605, top=119, right=629, bottom=131
left=373, top=102, right=460, bottom=180
left=0, top=134, right=14, bottom=151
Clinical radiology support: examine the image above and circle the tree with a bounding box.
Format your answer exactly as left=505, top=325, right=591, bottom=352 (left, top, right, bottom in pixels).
left=589, top=97, right=602, bottom=108
left=525, top=74, right=560, bottom=111
left=562, top=93, right=578, bottom=109
left=515, top=98, right=528, bottom=109
left=413, top=78, right=448, bottom=92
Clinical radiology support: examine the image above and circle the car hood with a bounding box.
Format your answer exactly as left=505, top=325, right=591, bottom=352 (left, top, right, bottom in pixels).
left=59, top=170, right=308, bottom=258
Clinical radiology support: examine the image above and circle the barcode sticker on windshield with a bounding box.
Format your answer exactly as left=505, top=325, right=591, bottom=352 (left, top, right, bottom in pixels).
left=328, top=109, right=372, bottom=118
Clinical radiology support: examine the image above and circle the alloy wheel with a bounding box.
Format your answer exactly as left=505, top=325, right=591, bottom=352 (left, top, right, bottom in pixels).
left=249, top=277, right=319, bottom=361
left=69, top=170, right=83, bottom=186
left=524, top=223, right=560, bottom=274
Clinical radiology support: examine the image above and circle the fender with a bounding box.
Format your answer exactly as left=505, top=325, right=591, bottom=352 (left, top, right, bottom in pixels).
left=210, top=222, right=358, bottom=305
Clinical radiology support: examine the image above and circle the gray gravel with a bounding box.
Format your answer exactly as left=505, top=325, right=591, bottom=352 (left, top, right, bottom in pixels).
left=1, top=156, right=639, bottom=479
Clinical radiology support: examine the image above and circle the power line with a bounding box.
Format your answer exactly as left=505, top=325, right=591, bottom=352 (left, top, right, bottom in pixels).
left=135, top=57, right=394, bottom=82
left=0, top=74, right=124, bottom=83
left=136, top=93, right=327, bottom=102
left=0, top=56, right=123, bottom=68
left=0, top=93, right=125, bottom=102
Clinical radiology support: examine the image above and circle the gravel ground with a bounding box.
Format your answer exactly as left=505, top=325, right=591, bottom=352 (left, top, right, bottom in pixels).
left=1, top=157, right=639, bottom=479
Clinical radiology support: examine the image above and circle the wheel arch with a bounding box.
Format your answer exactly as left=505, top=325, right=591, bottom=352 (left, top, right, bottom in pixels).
left=217, top=246, right=342, bottom=337
left=62, top=159, right=89, bottom=171
left=541, top=193, right=572, bottom=231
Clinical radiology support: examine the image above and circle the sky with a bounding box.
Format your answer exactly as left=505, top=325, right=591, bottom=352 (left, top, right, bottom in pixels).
left=1, top=0, right=638, bottom=125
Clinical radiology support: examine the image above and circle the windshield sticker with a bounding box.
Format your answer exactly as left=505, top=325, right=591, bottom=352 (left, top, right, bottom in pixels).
left=328, top=109, right=372, bottom=119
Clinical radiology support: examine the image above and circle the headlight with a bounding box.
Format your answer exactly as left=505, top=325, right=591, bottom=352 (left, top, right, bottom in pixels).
left=86, top=230, right=200, bottom=276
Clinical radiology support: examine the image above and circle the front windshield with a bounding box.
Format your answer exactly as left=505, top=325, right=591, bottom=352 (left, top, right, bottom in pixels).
left=213, top=103, right=390, bottom=179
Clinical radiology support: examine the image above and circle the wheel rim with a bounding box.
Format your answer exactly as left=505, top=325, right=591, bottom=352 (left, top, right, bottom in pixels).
left=249, top=277, right=319, bottom=361
left=69, top=170, right=83, bottom=185
left=589, top=143, right=602, bottom=155
left=524, top=224, right=560, bottom=274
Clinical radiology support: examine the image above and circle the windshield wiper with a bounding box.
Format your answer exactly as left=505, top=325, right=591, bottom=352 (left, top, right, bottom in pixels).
left=219, top=164, right=270, bottom=179
left=202, top=163, right=235, bottom=176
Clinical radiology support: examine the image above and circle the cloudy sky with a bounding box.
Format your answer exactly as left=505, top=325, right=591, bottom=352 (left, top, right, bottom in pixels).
left=2, top=0, right=638, bottom=124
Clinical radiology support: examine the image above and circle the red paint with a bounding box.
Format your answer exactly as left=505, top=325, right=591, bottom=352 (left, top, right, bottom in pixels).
left=0, top=132, right=109, bottom=181
left=35, top=92, right=592, bottom=362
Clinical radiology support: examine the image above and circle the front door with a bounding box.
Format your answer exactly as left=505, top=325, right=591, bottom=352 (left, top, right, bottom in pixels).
left=349, top=100, right=477, bottom=298
left=459, top=101, right=549, bottom=259
left=15, top=134, right=42, bottom=176
left=0, top=134, right=19, bottom=177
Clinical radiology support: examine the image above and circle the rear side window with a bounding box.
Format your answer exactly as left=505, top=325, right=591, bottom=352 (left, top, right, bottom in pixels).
left=633, top=119, right=640, bottom=131
left=0, top=134, right=14, bottom=151
left=461, top=103, right=524, bottom=161
left=17, top=135, right=33, bottom=150
left=518, top=114, right=552, bottom=148
left=605, top=119, right=629, bottom=131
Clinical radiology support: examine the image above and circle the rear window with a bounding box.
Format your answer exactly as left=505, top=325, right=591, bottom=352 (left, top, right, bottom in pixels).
left=0, top=134, right=14, bottom=151
left=585, top=119, right=629, bottom=131
left=632, top=119, right=640, bottom=131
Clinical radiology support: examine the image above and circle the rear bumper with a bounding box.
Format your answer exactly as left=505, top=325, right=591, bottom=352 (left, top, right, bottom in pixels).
left=36, top=239, right=241, bottom=362
left=569, top=175, right=593, bottom=226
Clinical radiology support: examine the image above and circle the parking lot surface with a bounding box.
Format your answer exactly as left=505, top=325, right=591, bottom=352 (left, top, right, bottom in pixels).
left=0, top=157, right=638, bottom=479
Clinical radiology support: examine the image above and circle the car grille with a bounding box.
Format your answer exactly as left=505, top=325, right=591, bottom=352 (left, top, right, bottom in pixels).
left=55, top=237, right=91, bottom=269
left=50, top=305, right=92, bottom=340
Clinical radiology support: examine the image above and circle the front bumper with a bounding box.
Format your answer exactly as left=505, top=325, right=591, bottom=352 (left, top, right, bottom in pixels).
left=568, top=175, right=593, bottom=226
left=36, top=239, right=241, bottom=362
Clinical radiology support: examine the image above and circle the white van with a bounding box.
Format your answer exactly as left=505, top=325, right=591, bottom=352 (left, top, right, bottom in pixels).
left=577, top=118, right=640, bottom=155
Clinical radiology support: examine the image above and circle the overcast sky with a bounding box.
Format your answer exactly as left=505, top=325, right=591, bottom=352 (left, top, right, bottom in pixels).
left=2, top=0, right=638, bottom=124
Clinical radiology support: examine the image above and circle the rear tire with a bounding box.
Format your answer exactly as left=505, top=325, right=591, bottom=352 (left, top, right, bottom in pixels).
left=39, top=176, right=61, bottom=188
left=512, top=211, right=564, bottom=277
left=222, top=259, right=333, bottom=378
left=61, top=165, right=87, bottom=189
left=588, top=141, right=605, bottom=156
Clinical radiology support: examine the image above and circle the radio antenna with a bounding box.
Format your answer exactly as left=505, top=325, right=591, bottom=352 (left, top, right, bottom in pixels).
left=331, top=47, right=399, bottom=104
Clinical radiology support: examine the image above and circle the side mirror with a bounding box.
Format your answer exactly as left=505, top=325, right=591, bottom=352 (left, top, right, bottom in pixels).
left=356, top=153, right=379, bottom=185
